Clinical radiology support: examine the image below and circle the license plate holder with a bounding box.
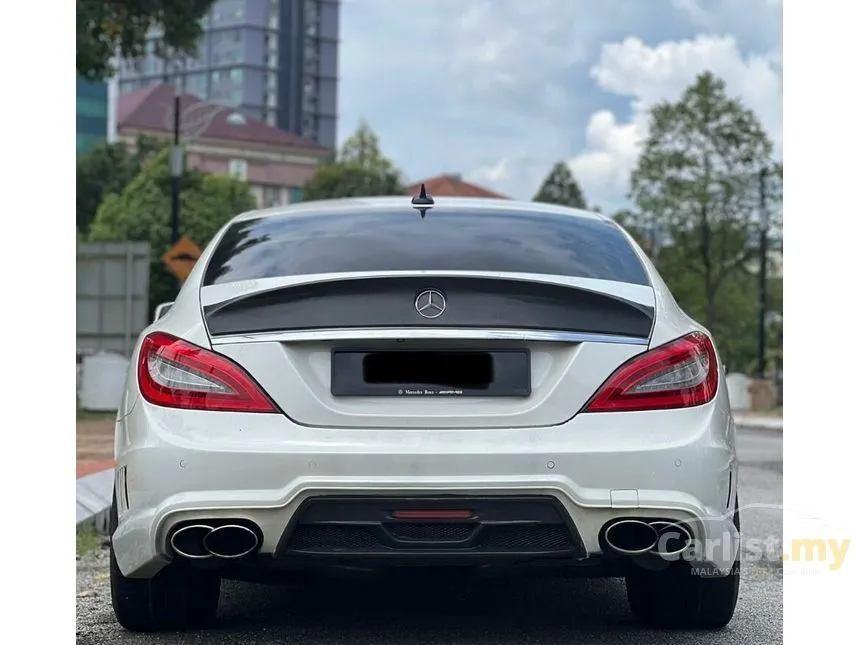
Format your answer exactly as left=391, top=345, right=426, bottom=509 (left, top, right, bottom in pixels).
left=330, top=348, right=531, bottom=397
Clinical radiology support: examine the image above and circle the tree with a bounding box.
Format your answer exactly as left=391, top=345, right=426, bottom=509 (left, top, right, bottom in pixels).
left=77, top=135, right=165, bottom=235
left=77, top=0, right=217, bottom=80
left=303, top=121, right=406, bottom=200
left=627, top=72, right=782, bottom=338
left=533, top=162, right=587, bottom=209
left=89, top=148, right=257, bottom=313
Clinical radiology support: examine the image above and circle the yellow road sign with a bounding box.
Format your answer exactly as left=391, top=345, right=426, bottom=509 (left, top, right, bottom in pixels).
left=162, top=236, right=202, bottom=282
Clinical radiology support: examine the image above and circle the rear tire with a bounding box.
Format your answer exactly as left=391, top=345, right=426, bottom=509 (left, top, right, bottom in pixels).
left=625, top=501, right=741, bottom=629
left=109, top=492, right=221, bottom=631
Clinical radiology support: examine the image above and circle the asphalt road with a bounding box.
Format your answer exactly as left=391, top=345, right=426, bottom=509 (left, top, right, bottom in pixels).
left=76, top=428, right=783, bottom=644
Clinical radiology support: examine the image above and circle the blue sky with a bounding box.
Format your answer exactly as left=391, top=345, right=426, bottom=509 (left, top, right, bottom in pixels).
left=336, top=0, right=783, bottom=212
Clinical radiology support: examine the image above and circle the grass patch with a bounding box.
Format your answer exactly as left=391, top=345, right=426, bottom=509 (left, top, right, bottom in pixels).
left=76, top=528, right=102, bottom=556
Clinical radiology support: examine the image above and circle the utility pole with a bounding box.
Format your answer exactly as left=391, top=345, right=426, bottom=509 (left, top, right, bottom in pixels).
left=756, top=167, right=769, bottom=378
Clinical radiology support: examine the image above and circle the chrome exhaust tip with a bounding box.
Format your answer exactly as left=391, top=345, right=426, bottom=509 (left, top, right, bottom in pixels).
left=202, top=524, right=260, bottom=559
left=170, top=524, right=215, bottom=560
left=648, top=520, right=694, bottom=556
left=603, top=519, right=659, bottom=555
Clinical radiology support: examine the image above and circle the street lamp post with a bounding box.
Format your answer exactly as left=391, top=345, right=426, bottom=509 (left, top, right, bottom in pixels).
left=163, top=73, right=245, bottom=296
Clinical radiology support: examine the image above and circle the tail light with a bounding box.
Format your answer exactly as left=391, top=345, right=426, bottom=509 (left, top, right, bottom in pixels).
left=137, top=332, right=278, bottom=413
left=583, top=332, right=719, bottom=412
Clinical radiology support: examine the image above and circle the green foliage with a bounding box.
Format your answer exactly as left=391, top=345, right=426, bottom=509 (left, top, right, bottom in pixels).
left=77, top=0, right=217, bottom=80
left=303, top=163, right=404, bottom=200
left=77, top=135, right=165, bottom=235
left=624, top=71, right=782, bottom=369
left=533, top=162, right=587, bottom=209
left=303, top=120, right=406, bottom=201
left=89, top=148, right=257, bottom=313
left=76, top=528, right=102, bottom=555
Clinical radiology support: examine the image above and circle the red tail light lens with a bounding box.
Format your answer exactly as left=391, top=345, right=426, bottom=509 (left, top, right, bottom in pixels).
left=583, top=332, right=719, bottom=412
left=137, top=332, right=278, bottom=413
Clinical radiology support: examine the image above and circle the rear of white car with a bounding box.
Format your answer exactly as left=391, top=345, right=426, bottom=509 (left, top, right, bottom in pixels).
left=110, top=197, right=739, bottom=632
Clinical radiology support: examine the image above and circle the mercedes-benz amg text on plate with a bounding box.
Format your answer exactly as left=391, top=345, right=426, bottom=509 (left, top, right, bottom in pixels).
left=110, top=194, right=740, bottom=631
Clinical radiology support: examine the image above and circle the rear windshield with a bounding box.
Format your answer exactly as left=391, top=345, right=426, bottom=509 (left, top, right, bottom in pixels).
left=203, top=206, right=649, bottom=286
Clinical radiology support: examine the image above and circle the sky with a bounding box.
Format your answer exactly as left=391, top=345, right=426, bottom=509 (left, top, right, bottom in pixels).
left=337, top=0, right=783, bottom=212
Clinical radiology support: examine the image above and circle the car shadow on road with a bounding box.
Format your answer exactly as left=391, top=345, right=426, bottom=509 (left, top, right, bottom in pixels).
left=214, top=571, right=641, bottom=638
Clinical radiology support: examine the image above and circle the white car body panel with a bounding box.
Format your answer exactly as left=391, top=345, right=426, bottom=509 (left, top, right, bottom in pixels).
left=212, top=339, right=645, bottom=429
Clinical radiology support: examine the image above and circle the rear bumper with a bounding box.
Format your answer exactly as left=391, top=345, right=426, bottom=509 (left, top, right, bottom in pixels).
left=113, top=395, right=738, bottom=578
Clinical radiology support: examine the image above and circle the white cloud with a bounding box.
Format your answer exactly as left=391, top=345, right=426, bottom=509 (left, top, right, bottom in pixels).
left=469, top=158, right=511, bottom=184
left=568, top=34, right=783, bottom=208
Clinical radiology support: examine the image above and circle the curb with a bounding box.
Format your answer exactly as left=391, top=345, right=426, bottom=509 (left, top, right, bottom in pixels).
left=76, top=466, right=114, bottom=533
left=734, top=419, right=783, bottom=433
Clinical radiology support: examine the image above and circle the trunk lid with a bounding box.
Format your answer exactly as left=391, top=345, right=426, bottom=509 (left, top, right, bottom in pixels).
left=205, top=272, right=654, bottom=429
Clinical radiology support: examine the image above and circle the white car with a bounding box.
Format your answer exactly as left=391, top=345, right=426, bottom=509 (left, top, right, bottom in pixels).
left=109, top=194, right=740, bottom=632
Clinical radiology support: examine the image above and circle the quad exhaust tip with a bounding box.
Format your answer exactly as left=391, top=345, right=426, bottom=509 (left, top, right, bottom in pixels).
left=170, top=523, right=260, bottom=560
left=603, top=519, right=659, bottom=555
left=603, top=519, right=693, bottom=557
left=648, top=520, right=694, bottom=557
left=203, top=524, right=260, bottom=559
left=169, top=524, right=215, bottom=560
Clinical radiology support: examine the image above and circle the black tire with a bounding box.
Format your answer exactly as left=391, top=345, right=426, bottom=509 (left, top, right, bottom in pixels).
left=625, top=501, right=741, bottom=629
left=109, top=492, right=221, bottom=631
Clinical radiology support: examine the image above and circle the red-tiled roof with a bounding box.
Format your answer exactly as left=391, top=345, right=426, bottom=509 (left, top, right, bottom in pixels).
left=405, top=174, right=509, bottom=199
left=117, top=83, right=326, bottom=152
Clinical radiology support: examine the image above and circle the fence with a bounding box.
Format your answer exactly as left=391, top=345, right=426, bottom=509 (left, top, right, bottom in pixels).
left=77, top=242, right=151, bottom=357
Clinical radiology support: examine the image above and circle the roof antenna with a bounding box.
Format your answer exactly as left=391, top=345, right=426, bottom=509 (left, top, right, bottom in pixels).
left=411, top=183, right=435, bottom=218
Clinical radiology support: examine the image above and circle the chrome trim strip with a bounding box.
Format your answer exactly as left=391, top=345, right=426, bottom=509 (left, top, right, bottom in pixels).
left=209, top=328, right=650, bottom=346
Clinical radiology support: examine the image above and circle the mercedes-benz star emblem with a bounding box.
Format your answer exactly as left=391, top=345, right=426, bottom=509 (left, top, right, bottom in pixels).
left=414, top=289, right=447, bottom=319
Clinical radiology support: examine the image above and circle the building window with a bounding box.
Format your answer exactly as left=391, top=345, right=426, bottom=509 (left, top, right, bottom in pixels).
left=77, top=132, right=105, bottom=157
left=262, top=186, right=281, bottom=208
left=228, top=159, right=248, bottom=180
left=305, top=0, right=319, bottom=22
left=186, top=73, right=207, bottom=98
left=77, top=96, right=107, bottom=118
left=288, top=187, right=303, bottom=203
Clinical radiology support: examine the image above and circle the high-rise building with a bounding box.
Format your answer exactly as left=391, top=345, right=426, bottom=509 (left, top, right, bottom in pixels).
left=115, top=0, right=340, bottom=149
left=77, top=75, right=108, bottom=156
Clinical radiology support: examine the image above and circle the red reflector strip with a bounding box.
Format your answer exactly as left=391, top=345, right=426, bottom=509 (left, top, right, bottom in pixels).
left=391, top=510, right=474, bottom=520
